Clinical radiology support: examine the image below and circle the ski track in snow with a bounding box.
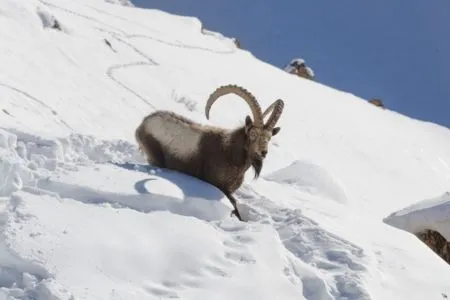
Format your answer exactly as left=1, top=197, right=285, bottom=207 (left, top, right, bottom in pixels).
left=83, top=2, right=235, bottom=54
left=37, top=0, right=235, bottom=111
left=0, top=82, right=73, bottom=131
left=103, top=31, right=159, bottom=109
left=38, top=0, right=159, bottom=110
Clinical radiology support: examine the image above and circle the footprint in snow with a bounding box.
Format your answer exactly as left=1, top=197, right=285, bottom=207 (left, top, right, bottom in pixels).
left=144, top=284, right=180, bottom=299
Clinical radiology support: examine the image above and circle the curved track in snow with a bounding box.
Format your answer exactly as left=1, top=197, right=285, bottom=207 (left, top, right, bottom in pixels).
left=37, top=0, right=158, bottom=108
left=37, top=0, right=235, bottom=112
left=0, top=82, right=73, bottom=131
left=84, top=3, right=236, bottom=54
left=104, top=31, right=159, bottom=109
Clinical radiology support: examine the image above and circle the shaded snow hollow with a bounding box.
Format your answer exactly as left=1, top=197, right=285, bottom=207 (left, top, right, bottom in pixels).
left=0, top=0, right=450, bottom=299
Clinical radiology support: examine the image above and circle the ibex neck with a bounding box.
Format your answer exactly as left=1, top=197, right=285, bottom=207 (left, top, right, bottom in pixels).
left=227, top=127, right=252, bottom=168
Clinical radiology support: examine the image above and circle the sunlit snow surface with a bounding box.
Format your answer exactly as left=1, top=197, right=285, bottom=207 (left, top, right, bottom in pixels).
left=0, top=0, right=450, bottom=299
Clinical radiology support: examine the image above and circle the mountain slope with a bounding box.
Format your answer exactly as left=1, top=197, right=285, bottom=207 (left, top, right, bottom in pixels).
left=0, top=0, right=450, bottom=299
left=132, top=0, right=450, bottom=130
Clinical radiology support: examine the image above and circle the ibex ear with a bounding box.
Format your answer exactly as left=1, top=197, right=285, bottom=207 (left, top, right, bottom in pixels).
left=245, top=115, right=253, bottom=133
left=272, top=127, right=281, bottom=136
left=245, top=115, right=253, bottom=126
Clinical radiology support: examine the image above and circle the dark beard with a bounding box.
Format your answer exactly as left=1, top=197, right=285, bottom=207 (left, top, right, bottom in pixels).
left=251, top=157, right=263, bottom=179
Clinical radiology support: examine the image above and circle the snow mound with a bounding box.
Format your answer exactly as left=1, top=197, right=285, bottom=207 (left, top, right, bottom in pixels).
left=36, top=163, right=232, bottom=222
left=0, top=128, right=142, bottom=197
left=0, top=190, right=308, bottom=300
left=384, top=192, right=450, bottom=240
left=0, top=128, right=230, bottom=221
left=0, top=129, right=47, bottom=197
left=264, top=160, right=348, bottom=204
left=36, top=6, right=67, bottom=32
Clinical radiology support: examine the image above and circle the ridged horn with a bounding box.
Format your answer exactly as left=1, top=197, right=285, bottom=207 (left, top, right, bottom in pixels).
left=205, top=84, right=263, bottom=127
left=262, top=99, right=284, bottom=129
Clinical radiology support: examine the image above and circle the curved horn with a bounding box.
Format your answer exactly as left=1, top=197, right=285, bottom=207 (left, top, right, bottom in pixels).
left=262, top=100, right=278, bottom=119
left=262, top=99, right=284, bottom=129
left=205, top=84, right=263, bottom=127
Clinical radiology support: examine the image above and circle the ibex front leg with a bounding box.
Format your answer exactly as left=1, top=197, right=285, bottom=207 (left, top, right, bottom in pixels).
left=224, top=192, right=243, bottom=221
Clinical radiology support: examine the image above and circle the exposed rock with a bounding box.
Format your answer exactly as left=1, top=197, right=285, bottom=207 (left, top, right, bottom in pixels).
left=231, top=37, right=241, bottom=49
left=368, top=98, right=385, bottom=109
left=416, top=229, right=450, bottom=265
left=284, top=58, right=315, bottom=80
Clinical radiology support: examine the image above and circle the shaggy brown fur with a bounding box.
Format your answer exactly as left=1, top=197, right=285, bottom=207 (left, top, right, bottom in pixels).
left=135, top=86, right=284, bottom=221
left=135, top=111, right=273, bottom=221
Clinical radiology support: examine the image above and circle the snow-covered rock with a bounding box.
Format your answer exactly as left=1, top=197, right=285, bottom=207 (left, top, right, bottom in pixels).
left=384, top=192, right=450, bottom=241
left=104, top=0, right=134, bottom=7
left=384, top=192, right=450, bottom=264
left=284, top=58, right=315, bottom=79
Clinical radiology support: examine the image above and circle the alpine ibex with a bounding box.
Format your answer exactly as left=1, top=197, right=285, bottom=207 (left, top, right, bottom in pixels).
left=135, top=85, right=284, bottom=221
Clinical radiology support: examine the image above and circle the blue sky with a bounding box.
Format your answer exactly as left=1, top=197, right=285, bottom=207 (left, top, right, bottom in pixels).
left=134, top=0, right=450, bottom=129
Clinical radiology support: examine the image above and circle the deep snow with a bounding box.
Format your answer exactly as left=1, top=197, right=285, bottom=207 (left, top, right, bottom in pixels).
left=0, top=0, right=450, bottom=299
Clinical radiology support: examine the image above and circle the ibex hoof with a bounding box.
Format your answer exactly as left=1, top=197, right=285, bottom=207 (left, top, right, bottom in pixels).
left=230, top=209, right=243, bottom=222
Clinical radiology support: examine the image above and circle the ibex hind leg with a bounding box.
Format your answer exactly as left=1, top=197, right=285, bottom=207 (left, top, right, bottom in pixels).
left=145, top=143, right=166, bottom=168
left=136, top=133, right=166, bottom=168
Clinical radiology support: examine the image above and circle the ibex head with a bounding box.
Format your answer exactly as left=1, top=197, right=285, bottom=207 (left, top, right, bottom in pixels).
left=205, top=84, right=284, bottom=177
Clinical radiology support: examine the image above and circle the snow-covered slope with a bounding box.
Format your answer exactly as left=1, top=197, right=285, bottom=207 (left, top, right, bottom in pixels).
left=1, top=0, right=450, bottom=299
